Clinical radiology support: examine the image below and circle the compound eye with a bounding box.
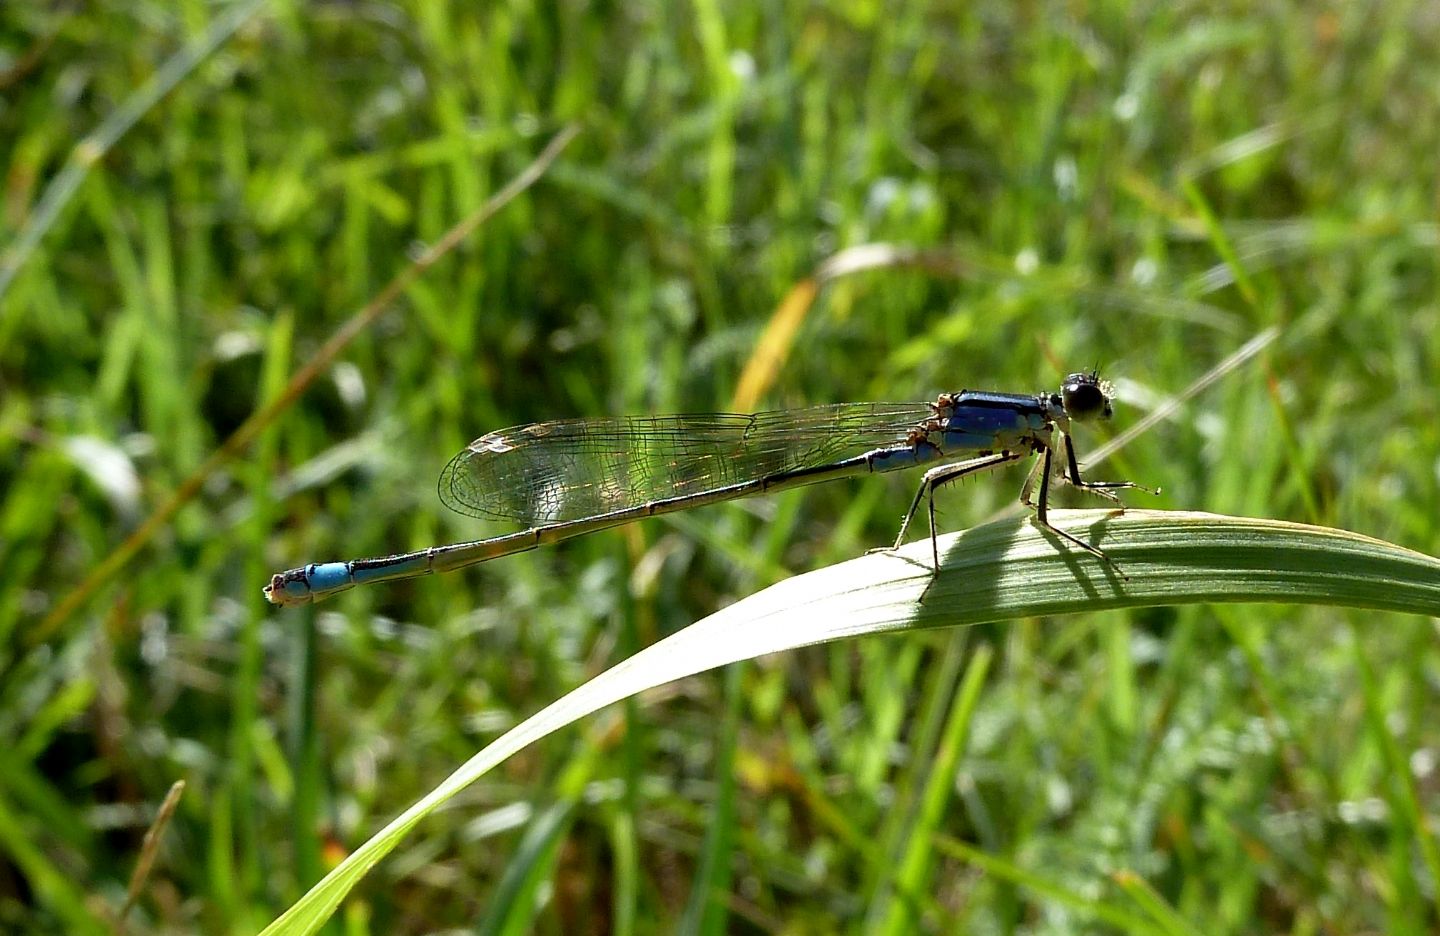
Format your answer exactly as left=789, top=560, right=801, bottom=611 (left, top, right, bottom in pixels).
left=1061, top=372, right=1113, bottom=422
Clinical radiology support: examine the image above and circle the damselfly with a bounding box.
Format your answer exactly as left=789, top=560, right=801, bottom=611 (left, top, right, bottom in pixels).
left=264, top=372, right=1152, bottom=606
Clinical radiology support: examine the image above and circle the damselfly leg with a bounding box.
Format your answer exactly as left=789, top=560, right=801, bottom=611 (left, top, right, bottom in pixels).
left=1020, top=431, right=1156, bottom=576
left=891, top=451, right=1026, bottom=572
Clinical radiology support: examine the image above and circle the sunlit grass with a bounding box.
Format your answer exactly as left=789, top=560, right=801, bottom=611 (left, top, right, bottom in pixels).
left=3, top=1, right=1439, bottom=933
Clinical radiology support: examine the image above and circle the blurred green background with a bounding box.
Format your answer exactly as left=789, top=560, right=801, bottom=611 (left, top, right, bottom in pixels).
left=3, top=0, right=1439, bottom=932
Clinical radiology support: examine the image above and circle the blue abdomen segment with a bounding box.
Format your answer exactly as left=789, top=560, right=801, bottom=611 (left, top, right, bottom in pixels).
left=307, top=562, right=355, bottom=591
left=263, top=562, right=354, bottom=605
left=269, top=554, right=439, bottom=604
left=269, top=558, right=358, bottom=601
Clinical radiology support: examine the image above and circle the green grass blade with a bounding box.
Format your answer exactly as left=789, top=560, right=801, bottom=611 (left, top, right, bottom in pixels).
left=1113, top=869, right=1207, bottom=936
left=260, top=509, right=1440, bottom=934
left=477, top=801, right=577, bottom=936
left=871, top=644, right=992, bottom=934
left=0, top=0, right=267, bottom=304
left=1349, top=622, right=1440, bottom=920
left=904, top=510, right=1440, bottom=624
left=933, top=839, right=1163, bottom=934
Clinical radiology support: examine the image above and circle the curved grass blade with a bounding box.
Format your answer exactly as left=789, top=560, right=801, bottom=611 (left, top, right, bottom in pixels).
left=260, top=509, right=1440, bottom=935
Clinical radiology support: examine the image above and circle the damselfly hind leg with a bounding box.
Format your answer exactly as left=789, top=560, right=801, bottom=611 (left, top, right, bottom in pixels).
left=883, top=451, right=1025, bottom=601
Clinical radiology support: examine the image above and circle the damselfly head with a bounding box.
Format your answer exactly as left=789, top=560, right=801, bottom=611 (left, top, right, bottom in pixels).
left=1060, top=371, right=1114, bottom=423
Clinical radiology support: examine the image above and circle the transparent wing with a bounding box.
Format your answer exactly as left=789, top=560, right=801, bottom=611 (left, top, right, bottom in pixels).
left=438, top=402, right=936, bottom=523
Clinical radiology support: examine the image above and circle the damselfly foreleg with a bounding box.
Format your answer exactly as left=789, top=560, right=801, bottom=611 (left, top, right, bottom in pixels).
left=1022, top=441, right=1125, bottom=574
left=1058, top=433, right=1158, bottom=504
